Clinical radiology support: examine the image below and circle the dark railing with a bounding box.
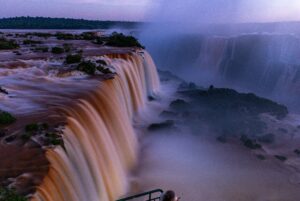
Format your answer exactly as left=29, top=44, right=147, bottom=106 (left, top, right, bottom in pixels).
left=116, top=189, right=163, bottom=201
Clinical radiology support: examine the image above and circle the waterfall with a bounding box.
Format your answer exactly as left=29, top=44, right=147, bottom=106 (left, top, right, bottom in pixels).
left=31, top=51, right=160, bottom=201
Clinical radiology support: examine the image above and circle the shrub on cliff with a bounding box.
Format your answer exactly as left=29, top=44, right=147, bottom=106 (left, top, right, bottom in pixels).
left=0, top=187, right=27, bottom=201
left=33, top=46, right=49, bottom=53
left=105, top=32, right=144, bottom=48
left=77, top=61, right=96, bottom=75
left=65, top=54, right=82, bottom=64
left=0, top=38, right=19, bottom=50
left=0, top=111, right=16, bottom=125
left=23, top=39, right=42, bottom=45
left=55, top=32, right=75, bottom=40
left=51, top=46, right=64, bottom=54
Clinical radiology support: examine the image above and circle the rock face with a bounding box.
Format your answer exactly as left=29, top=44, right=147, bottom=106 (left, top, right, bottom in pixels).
left=169, top=85, right=288, bottom=137
left=0, top=145, right=49, bottom=195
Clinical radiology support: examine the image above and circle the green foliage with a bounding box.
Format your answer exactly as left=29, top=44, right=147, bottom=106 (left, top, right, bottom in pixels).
left=23, top=39, right=42, bottom=45
left=65, top=54, right=82, bottom=64
left=0, top=38, right=19, bottom=50
left=0, top=17, right=140, bottom=29
left=51, top=46, right=64, bottom=54
left=96, top=65, right=113, bottom=74
left=0, top=111, right=16, bottom=125
left=105, top=32, right=144, bottom=48
left=56, top=33, right=76, bottom=40
left=0, top=187, right=27, bottom=201
left=174, top=87, right=288, bottom=137
left=34, top=46, right=49, bottom=53
left=25, top=123, right=39, bottom=132
left=45, top=132, right=63, bottom=146
left=21, top=133, right=32, bottom=141
left=96, top=59, right=107, bottom=65
left=81, top=32, right=97, bottom=40
left=63, top=44, right=72, bottom=52
left=77, top=61, right=96, bottom=75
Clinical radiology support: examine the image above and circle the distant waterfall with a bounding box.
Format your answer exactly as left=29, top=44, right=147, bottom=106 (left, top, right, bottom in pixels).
left=32, top=51, right=160, bottom=201
left=144, top=33, right=300, bottom=107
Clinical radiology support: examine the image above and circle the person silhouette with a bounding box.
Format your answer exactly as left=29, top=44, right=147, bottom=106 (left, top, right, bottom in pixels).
left=160, top=190, right=180, bottom=201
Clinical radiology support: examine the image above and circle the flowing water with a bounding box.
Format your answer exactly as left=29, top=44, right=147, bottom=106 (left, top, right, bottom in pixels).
left=30, top=52, right=160, bottom=201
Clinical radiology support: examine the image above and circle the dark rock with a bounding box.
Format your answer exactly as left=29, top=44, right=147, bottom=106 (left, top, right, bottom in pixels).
left=159, top=110, right=178, bottom=118
left=274, top=155, right=287, bottom=161
left=294, top=149, right=300, bottom=155
left=148, top=120, right=175, bottom=131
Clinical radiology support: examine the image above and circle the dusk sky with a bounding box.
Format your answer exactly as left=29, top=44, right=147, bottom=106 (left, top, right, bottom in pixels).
left=1, top=0, right=300, bottom=22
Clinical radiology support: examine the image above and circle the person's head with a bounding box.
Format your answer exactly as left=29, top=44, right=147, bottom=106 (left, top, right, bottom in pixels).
left=161, top=190, right=176, bottom=201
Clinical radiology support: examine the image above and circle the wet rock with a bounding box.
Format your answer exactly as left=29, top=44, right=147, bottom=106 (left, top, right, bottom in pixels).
left=159, top=110, right=178, bottom=118
left=148, top=120, right=175, bottom=131
left=274, top=155, right=287, bottom=162
left=240, top=135, right=261, bottom=149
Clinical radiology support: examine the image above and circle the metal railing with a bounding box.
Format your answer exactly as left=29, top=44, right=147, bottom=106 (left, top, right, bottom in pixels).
left=116, top=189, right=163, bottom=201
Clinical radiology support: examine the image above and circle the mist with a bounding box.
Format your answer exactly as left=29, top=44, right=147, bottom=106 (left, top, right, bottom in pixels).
left=139, top=0, right=300, bottom=110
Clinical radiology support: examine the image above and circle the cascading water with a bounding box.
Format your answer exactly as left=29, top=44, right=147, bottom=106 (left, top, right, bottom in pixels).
left=142, top=33, right=300, bottom=108
left=31, top=51, right=160, bottom=201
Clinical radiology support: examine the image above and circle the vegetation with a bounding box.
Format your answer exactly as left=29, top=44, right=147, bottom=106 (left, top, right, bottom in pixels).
left=0, top=111, right=16, bottom=125
left=65, top=54, right=82, bottom=64
left=20, top=122, right=63, bottom=146
left=51, top=46, right=64, bottom=54
left=96, top=65, right=113, bottom=74
left=0, top=17, right=140, bottom=29
left=45, top=132, right=63, bottom=146
left=33, top=46, right=49, bottom=53
left=0, top=187, right=27, bottom=201
left=0, top=38, right=19, bottom=50
left=96, top=59, right=107, bottom=65
left=23, top=39, right=42, bottom=45
left=172, top=86, right=288, bottom=136
left=76, top=60, right=113, bottom=75
left=77, top=61, right=97, bottom=75
left=105, top=32, right=144, bottom=48
left=55, top=32, right=76, bottom=40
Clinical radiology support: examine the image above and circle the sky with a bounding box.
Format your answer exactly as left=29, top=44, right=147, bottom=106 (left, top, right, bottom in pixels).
left=0, top=0, right=300, bottom=22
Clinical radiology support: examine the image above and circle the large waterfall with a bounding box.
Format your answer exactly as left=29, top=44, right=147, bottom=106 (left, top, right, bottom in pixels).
left=31, top=51, right=160, bottom=201
left=143, top=33, right=300, bottom=108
